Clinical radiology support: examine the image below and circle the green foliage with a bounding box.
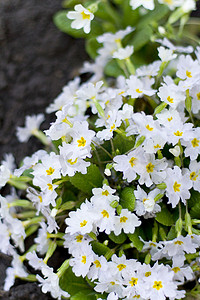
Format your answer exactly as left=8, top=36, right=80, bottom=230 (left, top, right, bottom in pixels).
left=69, top=164, right=103, bottom=195
left=104, top=60, right=125, bottom=77
left=190, top=191, right=200, bottom=219
left=86, top=37, right=101, bottom=59
left=71, top=290, right=96, bottom=300
left=128, top=227, right=145, bottom=251
left=155, top=203, right=174, bottom=226
left=113, top=134, right=135, bottom=154
left=59, top=267, right=94, bottom=297
left=91, top=241, right=110, bottom=255
left=109, top=231, right=127, bottom=244
left=120, top=187, right=136, bottom=211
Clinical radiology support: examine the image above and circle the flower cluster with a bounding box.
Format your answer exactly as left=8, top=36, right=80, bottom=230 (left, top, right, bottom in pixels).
left=1, top=1, right=200, bottom=300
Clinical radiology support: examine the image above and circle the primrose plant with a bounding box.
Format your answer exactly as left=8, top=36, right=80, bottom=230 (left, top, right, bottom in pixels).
left=1, top=0, right=200, bottom=299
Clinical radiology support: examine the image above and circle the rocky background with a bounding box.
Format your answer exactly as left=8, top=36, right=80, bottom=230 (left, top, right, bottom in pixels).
left=0, top=0, right=199, bottom=299
left=0, top=0, right=87, bottom=299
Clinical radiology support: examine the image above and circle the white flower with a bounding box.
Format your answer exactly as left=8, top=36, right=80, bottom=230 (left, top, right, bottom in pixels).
left=169, top=145, right=181, bottom=157
left=158, top=46, right=177, bottom=62
left=34, top=222, right=51, bottom=255
left=67, top=4, right=94, bottom=34
left=113, top=146, right=146, bottom=183
left=26, top=251, right=46, bottom=270
left=69, top=244, right=94, bottom=277
left=165, top=166, right=192, bottom=208
left=113, top=46, right=134, bottom=60
left=36, top=265, right=70, bottom=299
left=126, top=75, right=156, bottom=99
left=113, top=209, right=141, bottom=235
left=16, top=114, right=44, bottom=142
left=65, top=200, right=96, bottom=235
left=4, top=252, right=28, bottom=291
left=130, top=0, right=155, bottom=10
left=88, top=254, right=108, bottom=281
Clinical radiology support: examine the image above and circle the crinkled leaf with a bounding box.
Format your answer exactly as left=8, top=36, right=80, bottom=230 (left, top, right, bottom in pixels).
left=190, top=191, right=200, bottom=218
left=120, top=187, right=136, bottom=212
left=91, top=241, right=110, bottom=256
left=59, top=267, right=92, bottom=296
left=109, top=232, right=127, bottom=244
left=128, top=227, right=144, bottom=251
left=69, top=164, right=103, bottom=195
left=71, top=290, right=96, bottom=300
left=113, top=134, right=135, bottom=154
left=155, top=203, right=174, bottom=226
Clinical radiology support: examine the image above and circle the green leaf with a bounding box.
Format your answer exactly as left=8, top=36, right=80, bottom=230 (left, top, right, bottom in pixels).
left=104, top=60, right=125, bottom=78
left=86, top=37, right=101, bottom=59
left=59, top=267, right=92, bottom=296
left=130, top=26, right=153, bottom=52
left=190, top=191, right=200, bottom=218
left=71, top=290, right=96, bottom=300
left=91, top=241, right=110, bottom=256
left=109, top=232, right=127, bottom=244
left=137, top=4, right=169, bottom=29
left=53, top=11, right=86, bottom=38
left=167, top=225, right=176, bottom=240
left=128, top=227, right=144, bottom=251
left=155, top=203, right=174, bottom=226
left=113, top=134, right=135, bottom=154
left=120, top=187, right=136, bottom=212
left=69, top=164, right=103, bottom=195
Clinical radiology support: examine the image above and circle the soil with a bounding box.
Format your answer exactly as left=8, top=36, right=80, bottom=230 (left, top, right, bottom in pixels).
left=0, top=0, right=87, bottom=299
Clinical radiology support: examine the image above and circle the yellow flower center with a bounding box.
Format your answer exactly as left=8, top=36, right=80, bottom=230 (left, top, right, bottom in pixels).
left=110, top=124, right=115, bottom=132
left=129, top=277, right=138, bottom=286
left=102, top=190, right=109, bottom=196
left=150, top=242, right=156, bottom=247
left=191, top=138, right=199, bottom=148
left=143, top=198, right=148, bottom=203
left=81, top=11, right=91, bottom=20
left=38, top=196, right=42, bottom=203
left=94, top=260, right=101, bottom=268
left=67, top=158, right=78, bottom=165
left=46, top=167, right=55, bottom=175
left=77, top=137, right=86, bottom=147
left=110, top=281, right=115, bottom=285
left=75, top=234, right=83, bottom=243
left=173, top=181, right=181, bottom=192
left=172, top=267, right=180, bottom=273
left=136, top=88, right=143, bottom=93
left=154, top=144, right=161, bottom=149
left=190, top=172, right=198, bottom=181
left=129, top=156, right=136, bottom=167
left=101, top=210, right=109, bottom=218
left=120, top=216, right=128, bottom=223
left=47, top=183, right=53, bottom=191
left=81, top=255, right=87, bottom=264
left=174, top=131, right=183, bottom=136
left=133, top=296, right=140, bottom=299
left=146, top=162, right=154, bottom=173
left=186, top=70, right=192, bottom=78
left=80, top=220, right=87, bottom=227
left=117, top=264, right=126, bottom=271
left=168, top=116, right=173, bottom=121
left=118, top=91, right=125, bottom=95
left=153, top=281, right=163, bottom=290
left=196, top=92, right=200, bottom=100
left=167, top=96, right=174, bottom=103
left=174, top=240, right=183, bottom=245
left=145, top=271, right=151, bottom=277
left=146, top=124, right=153, bottom=131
